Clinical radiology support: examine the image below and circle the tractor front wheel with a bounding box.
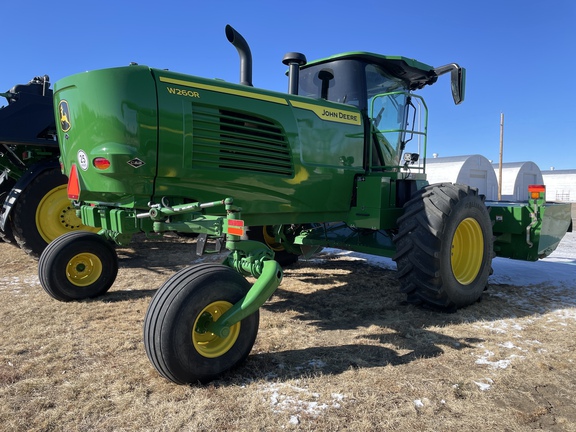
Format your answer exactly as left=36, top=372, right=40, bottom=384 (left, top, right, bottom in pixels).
left=144, top=264, right=259, bottom=384
left=393, top=183, right=493, bottom=310
left=38, top=231, right=118, bottom=301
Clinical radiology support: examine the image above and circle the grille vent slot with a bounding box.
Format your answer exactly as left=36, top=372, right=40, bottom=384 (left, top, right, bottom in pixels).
left=192, top=107, right=293, bottom=176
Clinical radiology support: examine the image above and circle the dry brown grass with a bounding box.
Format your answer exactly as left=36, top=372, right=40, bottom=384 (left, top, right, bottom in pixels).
left=1, top=233, right=576, bottom=431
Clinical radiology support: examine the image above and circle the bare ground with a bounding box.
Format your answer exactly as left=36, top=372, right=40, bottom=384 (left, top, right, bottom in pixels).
left=1, top=233, right=576, bottom=431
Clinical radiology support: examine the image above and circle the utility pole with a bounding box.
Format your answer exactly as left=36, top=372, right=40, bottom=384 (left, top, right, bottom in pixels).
left=498, top=112, right=504, bottom=200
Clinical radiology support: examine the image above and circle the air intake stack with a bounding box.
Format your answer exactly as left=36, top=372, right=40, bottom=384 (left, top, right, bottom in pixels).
left=282, top=52, right=307, bottom=95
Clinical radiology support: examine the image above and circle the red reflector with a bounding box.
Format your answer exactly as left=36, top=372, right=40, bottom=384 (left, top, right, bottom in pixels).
left=528, top=184, right=546, bottom=192
left=67, top=164, right=80, bottom=200
left=227, top=219, right=245, bottom=236
left=93, top=157, right=111, bottom=170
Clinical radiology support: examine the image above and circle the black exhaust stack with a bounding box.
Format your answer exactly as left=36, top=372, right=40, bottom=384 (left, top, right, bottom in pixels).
left=225, top=25, right=253, bottom=87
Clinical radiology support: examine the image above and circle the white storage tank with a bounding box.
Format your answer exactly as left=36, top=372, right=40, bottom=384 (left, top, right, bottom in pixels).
left=493, top=161, right=543, bottom=201
left=541, top=169, right=576, bottom=202
left=425, top=154, right=498, bottom=200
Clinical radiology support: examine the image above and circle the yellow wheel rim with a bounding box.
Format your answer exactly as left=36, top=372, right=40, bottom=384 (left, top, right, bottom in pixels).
left=35, top=185, right=99, bottom=244
left=451, top=217, right=484, bottom=285
left=262, top=226, right=284, bottom=252
left=66, top=252, right=103, bottom=287
left=193, top=301, right=240, bottom=358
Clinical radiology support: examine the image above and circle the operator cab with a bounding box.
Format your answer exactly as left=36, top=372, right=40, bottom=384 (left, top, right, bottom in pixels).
left=294, top=53, right=464, bottom=170
left=297, top=54, right=437, bottom=170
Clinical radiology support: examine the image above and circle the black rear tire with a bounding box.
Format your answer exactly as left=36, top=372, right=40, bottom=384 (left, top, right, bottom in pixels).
left=38, top=231, right=118, bottom=301
left=0, top=176, right=16, bottom=245
left=144, top=264, right=259, bottom=384
left=246, top=225, right=299, bottom=267
left=0, top=220, right=15, bottom=244
left=393, top=183, right=493, bottom=310
left=12, top=168, right=99, bottom=257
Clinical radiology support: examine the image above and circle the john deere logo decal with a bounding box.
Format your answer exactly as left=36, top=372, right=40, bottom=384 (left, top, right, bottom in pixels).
left=59, top=100, right=71, bottom=132
left=127, top=158, right=145, bottom=168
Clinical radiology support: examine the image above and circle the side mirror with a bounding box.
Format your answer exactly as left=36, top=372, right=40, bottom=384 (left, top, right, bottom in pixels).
left=450, top=66, right=466, bottom=105
left=433, top=63, right=466, bottom=105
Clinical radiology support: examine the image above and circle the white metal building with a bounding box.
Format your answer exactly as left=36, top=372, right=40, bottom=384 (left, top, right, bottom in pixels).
left=541, top=169, right=576, bottom=202
left=492, top=161, right=543, bottom=201
left=425, top=154, right=499, bottom=200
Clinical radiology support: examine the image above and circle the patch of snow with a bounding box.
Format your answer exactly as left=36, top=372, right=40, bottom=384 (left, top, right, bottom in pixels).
left=554, top=309, right=576, bottom=321
left=475, top=349, right=525, bottom=369
left=0, top=276, right=40, bottom=288
left=478, top=321, right=523, bottom=334
left=311, top=248, right=397, bottom=270
left=474, top=378, right=494, bottom=391
left=499, top=341, right=515, bottom=349
left=498, top=341, right=526, bottom=352
left=330, top=393, right=344, bottom=408
left=259, top=381, right=345, bottom=420
left=476, top=357, right=512, bottom=369
left=413, top=398, right=432, bottom=411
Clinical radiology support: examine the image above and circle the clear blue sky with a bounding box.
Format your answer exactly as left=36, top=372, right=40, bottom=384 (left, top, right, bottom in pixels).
left=5, top=0, right=575, bottom=170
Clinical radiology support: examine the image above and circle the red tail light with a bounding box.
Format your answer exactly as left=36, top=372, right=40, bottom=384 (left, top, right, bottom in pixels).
left=67, top=164, right=80, bottom=200
left=93, top=157, right=111, bottom=170
left=528, top=184, right=545, bottom=193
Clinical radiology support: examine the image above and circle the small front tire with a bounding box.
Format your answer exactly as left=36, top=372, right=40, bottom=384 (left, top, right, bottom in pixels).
left=38, top=231, right=118, bottom=301
left=144, top=264, right=259, bottom=384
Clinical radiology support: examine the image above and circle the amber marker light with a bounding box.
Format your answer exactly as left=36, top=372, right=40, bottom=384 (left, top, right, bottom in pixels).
left=528, top=184, right=545, bottom=200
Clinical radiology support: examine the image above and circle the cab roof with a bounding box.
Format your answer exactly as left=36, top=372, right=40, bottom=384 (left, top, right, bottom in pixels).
left=303, top=52, right=439, bottom=90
